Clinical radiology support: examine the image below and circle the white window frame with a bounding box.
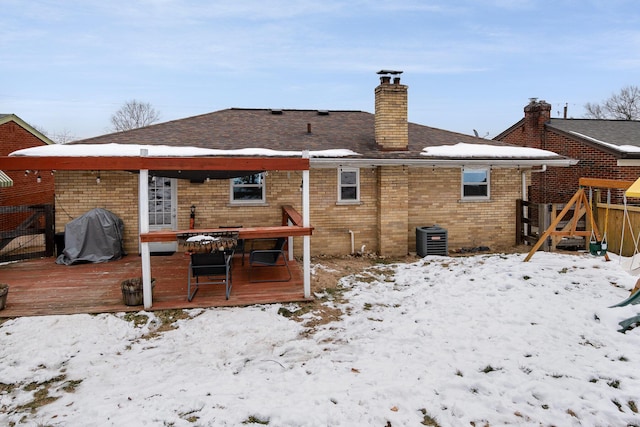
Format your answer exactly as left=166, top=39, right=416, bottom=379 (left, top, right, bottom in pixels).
left=229, top=172, right=266, bottom=205
left=338, top=167, right=360, bottom=203
left=461, top=167, right=490, bottom=200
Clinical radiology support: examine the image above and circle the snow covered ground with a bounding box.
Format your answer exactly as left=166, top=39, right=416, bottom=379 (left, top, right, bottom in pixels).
left=1, top=252, right=640, bottom=426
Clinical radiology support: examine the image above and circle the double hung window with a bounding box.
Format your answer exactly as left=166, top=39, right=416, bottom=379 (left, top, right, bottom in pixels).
left=462, top=168, right=489, bottom=200
left=230, top=173, right=265, bottom=204
left=338, top=168, right=359, bottom=203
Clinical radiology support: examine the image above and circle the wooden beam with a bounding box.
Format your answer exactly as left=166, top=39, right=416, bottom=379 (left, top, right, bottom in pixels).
left=140, top=226, right=313, bottom=243
left=0, top=156, right=309, bottom=172
left=578, top=177, right=634, bottom=190
left=524, top=188, right=608, bottom=261
left=282, top=205, right=303, bottom=227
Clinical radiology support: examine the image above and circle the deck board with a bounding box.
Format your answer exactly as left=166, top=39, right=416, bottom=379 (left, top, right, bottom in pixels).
left=0, top=252, right=310, bottom=318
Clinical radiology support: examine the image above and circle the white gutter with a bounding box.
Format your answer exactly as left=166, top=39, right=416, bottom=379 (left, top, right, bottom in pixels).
left=309, top=158, right=576, bottom=168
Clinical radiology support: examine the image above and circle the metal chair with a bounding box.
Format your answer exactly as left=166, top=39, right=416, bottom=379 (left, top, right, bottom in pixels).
left=248, top=237, right=291, bottom=282
left=188, top=251, right=233, bottom=300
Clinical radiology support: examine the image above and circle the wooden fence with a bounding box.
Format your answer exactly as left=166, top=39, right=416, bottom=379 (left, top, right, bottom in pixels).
left=593, top=202, right=640, bottom=257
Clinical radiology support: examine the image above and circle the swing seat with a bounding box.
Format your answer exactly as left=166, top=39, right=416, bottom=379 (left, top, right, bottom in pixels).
left=589, top=241, right=607, bottom=256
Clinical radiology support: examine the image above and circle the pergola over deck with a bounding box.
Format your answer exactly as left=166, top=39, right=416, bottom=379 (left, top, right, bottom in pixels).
left=0, top=151, right=313, bottom=309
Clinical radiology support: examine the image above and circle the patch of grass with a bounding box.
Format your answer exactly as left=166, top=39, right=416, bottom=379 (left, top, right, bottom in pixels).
left=607, top=379, right=621, bottom=389
left=629, top=400, right=638, bottom=413
left=454, top=369, right=463, bottom=377
left=419, top=408, right=441, bottom=426
left=61, top=379, right=83, bottom=393
left=277, top=307, right=295, bottom=317
left=123, top=312, right=150, bottom=328
left=613, top=400, right=624, bottom=412
left=242, top=415, right=269, bottom=425
left=520, top=366, right=532, bottom=375
left=558, top=267, right=569, bottom=274
left=619, top=355, right=629, bottom=362
left=154, top=309, right=191, bottom=330
left=16, top=384, right=60, bottom=413
left=480, top=365, right=501, bottom=374
left=179, top=408, right=201, bottom=423
left=363, top=302, right=373, bottom=311
left=123, top=309, right=193, bottom=340
left=0, top=382, right=17, bottom=393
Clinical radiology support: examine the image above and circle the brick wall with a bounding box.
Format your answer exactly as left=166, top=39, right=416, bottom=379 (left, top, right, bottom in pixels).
left=500, top=121, right=640, bottom=204
left=55, top=166, right=524, bottom=257
left=306, top=168, right=379, bottom=256
left=498, top=100, right=640, bottom=204
left=0, top=121, right=54, bottom=207
left=378, top=165, right=409, bottom=256
left=408, top=167, right=522, bottom=252
left=54, top=171, right=140, bottom=253
left=374, top=80, right=408, bottom=151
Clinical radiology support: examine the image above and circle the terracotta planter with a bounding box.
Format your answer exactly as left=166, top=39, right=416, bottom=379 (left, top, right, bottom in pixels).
left=0, top=284, right=8, bottom=311
left=121, top=278, right=155, bottom=306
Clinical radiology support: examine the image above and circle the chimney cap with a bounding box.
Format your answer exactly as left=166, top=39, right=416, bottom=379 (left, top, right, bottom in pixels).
left=377, top=70, right=403, bottom=75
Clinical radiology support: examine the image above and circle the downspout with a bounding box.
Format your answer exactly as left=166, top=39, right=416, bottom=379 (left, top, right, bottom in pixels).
left=526, top=164, right=546, bottom=201
left=348, top=230, right=355, bottom=254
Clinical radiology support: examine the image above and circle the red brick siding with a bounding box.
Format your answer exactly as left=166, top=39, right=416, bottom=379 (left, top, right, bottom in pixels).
left=501, top=126, right=640, bottom=203
left=0, top=121, right=54, bottom=231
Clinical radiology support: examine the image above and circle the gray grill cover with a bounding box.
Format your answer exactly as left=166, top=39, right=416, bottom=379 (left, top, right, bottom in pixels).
left=56, top=208, right=126, bottom=265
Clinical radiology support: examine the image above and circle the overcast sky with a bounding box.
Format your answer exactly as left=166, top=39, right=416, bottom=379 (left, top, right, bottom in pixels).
left=2, top=0, right=639, bottom=141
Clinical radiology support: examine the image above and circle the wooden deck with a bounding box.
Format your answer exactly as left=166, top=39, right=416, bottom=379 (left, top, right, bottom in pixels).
left=0, top=252, right=310, bottom=318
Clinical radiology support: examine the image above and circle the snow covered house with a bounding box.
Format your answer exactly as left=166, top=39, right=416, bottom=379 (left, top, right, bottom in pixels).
left=6, top=73, right=572, bottom=258
left=495, top=98, right=640, bottom=204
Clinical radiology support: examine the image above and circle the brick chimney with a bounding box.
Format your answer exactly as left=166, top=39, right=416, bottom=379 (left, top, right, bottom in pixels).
left=523, top=98, right=551, bottom=150
left=375, top=70, right=408, bottom=151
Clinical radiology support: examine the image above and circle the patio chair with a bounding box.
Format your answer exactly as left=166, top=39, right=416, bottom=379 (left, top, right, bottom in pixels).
left=219, top=225, right=245, bottom=265
left=188, top=251, right=233, bottom=301
left=248, top=237, right=291, bottom=282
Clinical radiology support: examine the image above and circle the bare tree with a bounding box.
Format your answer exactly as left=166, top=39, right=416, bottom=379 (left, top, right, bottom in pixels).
left=583, top=102, right=607, bottom=119
left=583, top=85, right=640, bottom=120
left=110, top=100, right=160, bottom=132
left=50, top=129, right=78, bottom=144
left=33, top=125, right=77, bottom=144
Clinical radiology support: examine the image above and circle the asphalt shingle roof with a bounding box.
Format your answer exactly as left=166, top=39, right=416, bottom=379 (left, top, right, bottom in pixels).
left=548, top=118, right=640, bottom=148
left=74, top=108, right=526, bottom=160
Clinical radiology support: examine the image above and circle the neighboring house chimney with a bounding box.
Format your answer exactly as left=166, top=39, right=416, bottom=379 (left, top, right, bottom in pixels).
left=523, top=98, right=551, bottom=149
left=375, top=70, right=408, bottom=151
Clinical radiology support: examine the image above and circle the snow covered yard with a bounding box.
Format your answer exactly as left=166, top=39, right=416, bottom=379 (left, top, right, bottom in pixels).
left=1, top=252, right=640, bottom=426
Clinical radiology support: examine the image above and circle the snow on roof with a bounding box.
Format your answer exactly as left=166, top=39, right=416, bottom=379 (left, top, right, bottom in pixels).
left=421, top=142, right=561, bottom=158
left=569, top=131, right=640, bottom=153
left=9, top=143, right=360, bottom=158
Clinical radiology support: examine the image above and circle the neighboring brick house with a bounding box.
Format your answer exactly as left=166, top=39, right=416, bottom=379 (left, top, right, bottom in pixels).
left=494, top=99, right=640, bottom=204
left=0, top=114, right=55, bottom=259
left=0, top=114, right=55, bottom=205
left=10, top=73, right=572, bottom=257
